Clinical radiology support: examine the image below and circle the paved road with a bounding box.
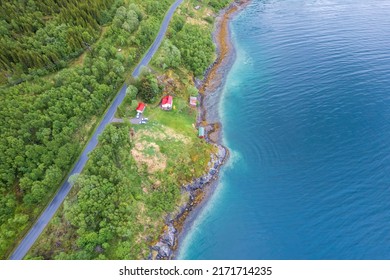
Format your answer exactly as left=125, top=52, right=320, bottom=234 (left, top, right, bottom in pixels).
left=9, top=0, right=184, bottom=260
left=112, top=115, right=146, bottom=125
left=132, top=0, right=184, bottom=77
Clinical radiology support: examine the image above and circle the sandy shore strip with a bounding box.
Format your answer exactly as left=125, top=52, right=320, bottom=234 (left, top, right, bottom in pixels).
left=149, top=0, right=251, bottom=260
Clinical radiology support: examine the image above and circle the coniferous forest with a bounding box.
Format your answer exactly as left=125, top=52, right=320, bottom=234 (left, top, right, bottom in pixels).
left=0, top=0, right=121, bottom=85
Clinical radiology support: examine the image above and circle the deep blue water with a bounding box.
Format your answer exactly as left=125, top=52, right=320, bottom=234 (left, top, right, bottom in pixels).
left=178, top=0, right=390, bottom=259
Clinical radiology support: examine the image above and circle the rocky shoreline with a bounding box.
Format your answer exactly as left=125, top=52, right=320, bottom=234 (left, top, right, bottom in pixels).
left=149, top=144, right=228, bottom=259
left=148, top=0, right=250, bottom=260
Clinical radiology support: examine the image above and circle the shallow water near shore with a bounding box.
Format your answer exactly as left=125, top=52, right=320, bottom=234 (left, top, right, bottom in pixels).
left=178, top=0, right=390, bottom=259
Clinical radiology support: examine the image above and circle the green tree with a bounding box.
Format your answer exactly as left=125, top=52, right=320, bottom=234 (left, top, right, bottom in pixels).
left=137, top=74, right=161, bottom=103
left=126, top=85, right=138, bottom=100
left=174, top=24, right=215, bottom=76
left=155, top=39, right=181, bottom=69
left=122, top=10, right=139, bottom=33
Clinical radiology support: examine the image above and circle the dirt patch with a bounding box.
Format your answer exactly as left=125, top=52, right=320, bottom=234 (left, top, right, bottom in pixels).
left=131, top=141, right=167, bottom=173
left=131, top=125, right=191, bottom=174
left=186, top=17, right=208, bottom=26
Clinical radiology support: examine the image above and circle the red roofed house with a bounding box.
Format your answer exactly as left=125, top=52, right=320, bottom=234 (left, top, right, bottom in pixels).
left=136, top=102, right=145, bottom=113
left=161, top=95, right=173, bottom=110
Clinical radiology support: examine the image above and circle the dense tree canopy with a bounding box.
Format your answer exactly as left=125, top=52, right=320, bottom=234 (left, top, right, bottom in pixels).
left=0, top=0, right=124, bottom=85
left=173, top=24, right=215, bottom=77
left=154, top=39, right=181, bottom=70
left=60, top=125, right=144, bottom=259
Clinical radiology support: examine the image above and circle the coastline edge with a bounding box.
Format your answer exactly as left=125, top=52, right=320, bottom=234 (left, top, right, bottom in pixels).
left=149, top=0, right=251, bottom=260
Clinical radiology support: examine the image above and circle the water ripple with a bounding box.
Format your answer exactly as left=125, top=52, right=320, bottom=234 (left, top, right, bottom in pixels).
left=180, top=0, right=390, bottom=260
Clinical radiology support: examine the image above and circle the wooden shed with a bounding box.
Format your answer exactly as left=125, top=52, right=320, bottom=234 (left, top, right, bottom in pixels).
left=198, top=127, right=205, bottom=138
left=190, top=96, right=198, bottom=107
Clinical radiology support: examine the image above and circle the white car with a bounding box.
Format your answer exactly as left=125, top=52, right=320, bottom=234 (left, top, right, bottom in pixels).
left=136, top=112, right=141, bottom=119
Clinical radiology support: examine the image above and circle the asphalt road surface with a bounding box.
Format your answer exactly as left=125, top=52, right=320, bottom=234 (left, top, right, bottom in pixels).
left=10, top=0, right=184, bottom=260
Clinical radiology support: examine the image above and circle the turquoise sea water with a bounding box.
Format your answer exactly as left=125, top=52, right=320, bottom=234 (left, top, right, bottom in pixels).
left=178, top=0, right=390, bottom=260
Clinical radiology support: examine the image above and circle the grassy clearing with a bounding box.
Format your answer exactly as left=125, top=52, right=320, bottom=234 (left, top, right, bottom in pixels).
left=145, top=104, right=197, bottom=138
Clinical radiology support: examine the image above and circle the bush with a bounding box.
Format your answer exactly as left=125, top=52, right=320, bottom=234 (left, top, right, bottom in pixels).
left=136, top=74, right=162, bottom=103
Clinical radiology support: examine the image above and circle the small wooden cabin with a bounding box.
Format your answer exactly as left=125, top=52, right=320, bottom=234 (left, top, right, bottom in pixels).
left=189, top=96, right=197, bottom=107
left=198, top=127, right=205, bottom=138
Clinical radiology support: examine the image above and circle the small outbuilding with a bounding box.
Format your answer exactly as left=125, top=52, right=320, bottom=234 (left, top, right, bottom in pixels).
left=161, top=95, right=173, bottom=110
left=136, top=102, right=146, bottom=113
left=189, top=96, right=198, bottom=107
left=198, top=127, right=205, bottom=138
